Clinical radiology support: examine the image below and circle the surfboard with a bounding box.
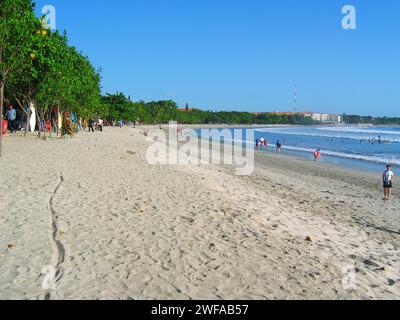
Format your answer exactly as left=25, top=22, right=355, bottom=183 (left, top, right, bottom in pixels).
left=29, top=105, right=36, bottom=132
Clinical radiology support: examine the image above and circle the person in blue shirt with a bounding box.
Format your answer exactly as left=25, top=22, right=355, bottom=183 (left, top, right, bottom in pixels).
left=7, top=106, right=17, bottom=133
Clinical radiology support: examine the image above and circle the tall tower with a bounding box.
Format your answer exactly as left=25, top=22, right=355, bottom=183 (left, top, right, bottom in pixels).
left=294, top=84, right=297, bottom=113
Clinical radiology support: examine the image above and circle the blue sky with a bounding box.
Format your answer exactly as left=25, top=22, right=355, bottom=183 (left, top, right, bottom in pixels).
left=34, top=0, right=400, bottom=116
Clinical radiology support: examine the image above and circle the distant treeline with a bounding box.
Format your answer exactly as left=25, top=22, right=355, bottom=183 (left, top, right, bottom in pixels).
left=344, top=115, right=400, bottom=125
left=177, top=110, right=318, bottom=125
left=101, top=93, right=319, bottom=125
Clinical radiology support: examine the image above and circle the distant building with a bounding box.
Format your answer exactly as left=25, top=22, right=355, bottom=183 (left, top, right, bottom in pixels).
left=177, top=108, right=194, bottom=112
left=303, top=112, right=324, bottom=121
left=327, top=114, right=343, bottom=123
left=302, top=112, right=343, bottom=123
left=177, top=102, right=194, bottom=113
left=270, top=111, right=297, bottom=116
left=258, top=111, right=343, bottom=123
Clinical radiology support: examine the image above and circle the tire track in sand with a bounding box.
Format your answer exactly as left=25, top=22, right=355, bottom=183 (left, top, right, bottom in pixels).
left=41, top=156, right=75, bottom=300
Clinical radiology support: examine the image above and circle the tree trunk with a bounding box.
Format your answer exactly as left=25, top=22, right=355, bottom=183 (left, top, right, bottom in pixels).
left=36, top=108, right=41, bottom=138
left=0, top=82, right=4, bottom=158
left=57, top=107, right=60, bottom=137
left=14, top=97, right=29, bottom=137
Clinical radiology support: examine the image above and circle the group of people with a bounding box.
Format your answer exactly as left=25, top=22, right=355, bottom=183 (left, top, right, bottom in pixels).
left=254, top=135, right=395, bottom=201
left=2, top=109, right=397, bottom=201
left=256, top=136, right=323, bottom=160
left=360, top=135, right=385, bottom=145
left=255, top=138, right=283, bottom=153
left=49, top=115, right=105, bottom=137
left=255, top=138, right=268, bottom=148
left=87, top=119, right=128, bottom=132
left=1, top=104, right=108, bottom=136
left=87, top=118, right=104, bottom=133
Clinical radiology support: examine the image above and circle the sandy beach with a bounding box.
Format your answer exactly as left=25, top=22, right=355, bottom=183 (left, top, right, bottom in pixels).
left=0, top=127, right=399, bottom=300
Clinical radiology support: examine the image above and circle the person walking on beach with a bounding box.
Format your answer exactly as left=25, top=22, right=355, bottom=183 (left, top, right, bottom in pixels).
left=97, top=118, right=103, bottom=132
left=383, top=164, right=395, bottom=201
left=77, top=118, right=84, bottom=131
left=314, top=149, right=321, bottom=162
left=7, top=106, right=16, bottom=133
left=88, top=118, right=95, bottom=132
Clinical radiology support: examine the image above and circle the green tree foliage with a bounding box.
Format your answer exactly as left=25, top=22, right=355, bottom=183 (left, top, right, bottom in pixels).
left=101, top=93, right=322, bottom=125
left=101, top=93, right=136, bottom=122
left=175, top=110, right=319, bottom=125
left=0, top=0, right=40, bottom=152
left=33, top=32, right=101, bottom=121
left=0, top=0, right=38, bottom=93
left=344, top=114, right=400, bottom=125
left=146, top=100, right=178, bottom=124
left=1, top=0, right=102, bottom=140
left=101, top=95, right=179, bottom=125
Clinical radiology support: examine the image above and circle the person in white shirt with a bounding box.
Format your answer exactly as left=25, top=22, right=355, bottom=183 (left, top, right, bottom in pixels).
left=383, top=164, right=395, bottom=201
left=97, top=118, right=103, bottom=132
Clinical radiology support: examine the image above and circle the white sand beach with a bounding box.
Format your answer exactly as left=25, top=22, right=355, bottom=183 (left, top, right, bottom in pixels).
left=0, top=127, right=399, bottom=300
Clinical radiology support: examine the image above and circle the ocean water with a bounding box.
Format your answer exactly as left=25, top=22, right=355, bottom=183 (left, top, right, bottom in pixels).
left=252, top=125, right=400, bottom=173
left=195, top=125, right=400, bottom=173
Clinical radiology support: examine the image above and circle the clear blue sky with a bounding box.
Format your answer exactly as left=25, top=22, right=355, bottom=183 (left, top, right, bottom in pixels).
left=34, top=0, right=400, bottom=116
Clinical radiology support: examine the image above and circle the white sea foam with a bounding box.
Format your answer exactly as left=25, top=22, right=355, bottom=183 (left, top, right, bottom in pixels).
left=316, top=126, right=400, bottom=135
left=223, top=137, right=400, bottom=166
left=281, top=145, right=400, bottom=166
left=195, top=128, right=400, bottom=167
left=254, top=128, right=400, bottom=143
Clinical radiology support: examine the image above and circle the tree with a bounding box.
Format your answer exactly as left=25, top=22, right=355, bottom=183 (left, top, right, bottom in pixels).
left=101, top=93, right=136, bottom=122
left=0, top=0, right=39, bottom=155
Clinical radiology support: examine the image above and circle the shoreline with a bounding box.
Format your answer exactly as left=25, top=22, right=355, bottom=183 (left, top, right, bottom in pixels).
left=1, top=127, right=399, bottom=299
left=181, top=124, right=400, bottom=174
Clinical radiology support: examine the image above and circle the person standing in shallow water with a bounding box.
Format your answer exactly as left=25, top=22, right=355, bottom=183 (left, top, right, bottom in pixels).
left=275, top=140, right=282, bottom=153
left=314, top=149, right=321, bottom=162
left=383, top=164, right=395, bottom=201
